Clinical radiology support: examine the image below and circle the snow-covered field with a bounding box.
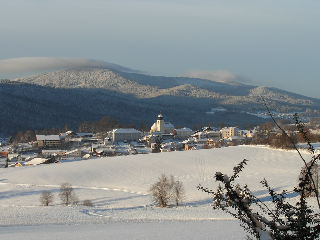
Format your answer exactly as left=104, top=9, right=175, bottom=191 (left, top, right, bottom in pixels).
left=0, top=145, right=318, bottom=239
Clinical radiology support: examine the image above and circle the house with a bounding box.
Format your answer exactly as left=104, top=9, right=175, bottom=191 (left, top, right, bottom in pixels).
left=65, top=149, right=88, bottom=159
left=228, top=136, right=246, bottom=144
left=145, top=134, right=160, bottom=145
left=206, top=130, right=221, bottom=140
left=76, top=133, right=94, bottom=138
left=109, top=128, right=143, bottom=143
left=0, top=138, right=6, bottom=146
left=220, top=127, right=240, bottom=139
left=194, top=138, right=208, bottom=146
left=192, top=131, right=207, bottom=139
left=104, top=137, right=112, bottom=145
left=185, top=143, right=196, bottom=151
left=42, top=150, right=65, bottom=158
left=0, top=151, right=8, bottom=158
left=36, top=135, right=61, bottom=147
left=173, top=127, right=193, bottom=139
left=8, top=153, right=19, bottom=162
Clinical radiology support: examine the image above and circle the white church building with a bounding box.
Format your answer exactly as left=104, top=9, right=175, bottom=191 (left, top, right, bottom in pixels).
left=150, top=113, right=175, bottom=135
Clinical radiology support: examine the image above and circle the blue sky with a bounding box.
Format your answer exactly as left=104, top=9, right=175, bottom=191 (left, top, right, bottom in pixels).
left=1, top=0, right=319, bottom=98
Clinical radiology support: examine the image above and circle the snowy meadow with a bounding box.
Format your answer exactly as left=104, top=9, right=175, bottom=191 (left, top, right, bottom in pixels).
left=1, top=145, right=318, bottom=239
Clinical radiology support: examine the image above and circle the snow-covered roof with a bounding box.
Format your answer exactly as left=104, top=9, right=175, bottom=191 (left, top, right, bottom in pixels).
left=36, top=135, right=60, bottom=141
left=164, top=122, right=174, bottom=128
left=66, top=149, right=80, bottom=154
left=195, top=138, right=208, bottom=142
left=110, top=128, right=141, bottom=133
left=76, top=133, right=94, bottom=137
left=228, top=136, right=245, bottom=140
left=24, top=158, right=47, bottom=165
left=42, top=150, right=64, bottom=153
left=206, top=130, right=220, bottom=133
left=176, top=127, right=193, bottom=132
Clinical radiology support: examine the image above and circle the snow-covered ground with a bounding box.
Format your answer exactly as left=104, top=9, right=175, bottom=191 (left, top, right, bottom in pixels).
left=0, top=145, right=318, bottom=239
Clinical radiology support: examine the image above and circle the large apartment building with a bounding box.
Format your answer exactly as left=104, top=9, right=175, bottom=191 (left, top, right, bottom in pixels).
left=108, top=128, right=142, bottom=142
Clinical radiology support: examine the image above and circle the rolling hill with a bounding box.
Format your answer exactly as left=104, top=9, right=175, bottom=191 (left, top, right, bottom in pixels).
left=1, top=67, right=319, bottom=136
left=0, top=145, right=318, bottom=239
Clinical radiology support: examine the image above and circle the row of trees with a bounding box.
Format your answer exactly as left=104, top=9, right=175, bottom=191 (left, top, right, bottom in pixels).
left=41, top=178, right=185, bottom=208
left=252, top=121, right=320, bottom=149
left=40, top=182, right=92, bottom=207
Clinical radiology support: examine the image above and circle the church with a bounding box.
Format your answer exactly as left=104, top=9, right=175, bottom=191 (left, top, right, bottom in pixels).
left=150, top=113, right=175, bottom=135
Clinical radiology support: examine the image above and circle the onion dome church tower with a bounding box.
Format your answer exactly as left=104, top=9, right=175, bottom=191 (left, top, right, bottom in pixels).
left=156, top=112, right=164, bottom=132
left=150, top=112, right=175, bottom=134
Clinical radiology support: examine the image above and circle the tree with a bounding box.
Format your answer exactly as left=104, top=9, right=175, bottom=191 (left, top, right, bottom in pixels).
left=154, top=138, right=162, bottom=153
left=149, top=174, right=173, bottom=207
left=40, top=190, right=54, bottom=206
left=149, top=174, right=185, bottom=207
left=173, top=180, right=185, bottom=206
left=59, top=182, right=78, bottom=206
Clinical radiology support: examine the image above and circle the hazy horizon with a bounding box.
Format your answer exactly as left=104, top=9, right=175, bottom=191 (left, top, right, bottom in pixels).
left=1, top=0, right=319, bottom=98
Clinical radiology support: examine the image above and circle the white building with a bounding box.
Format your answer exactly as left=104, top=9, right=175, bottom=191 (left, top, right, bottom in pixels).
left=108, top=128, right=142, bottom=143
left=150, top=113, right=175, bottom=134
left=36, top=135, right=61, bottom=147
left=220, top=127, right=240, bottom=139
left=206, top=130, right=221, bottom=139
left=174, top=127, right=193, bottom=139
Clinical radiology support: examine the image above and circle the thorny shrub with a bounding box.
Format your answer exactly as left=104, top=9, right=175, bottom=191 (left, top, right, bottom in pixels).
left=198, top=112, right=320, bottom=240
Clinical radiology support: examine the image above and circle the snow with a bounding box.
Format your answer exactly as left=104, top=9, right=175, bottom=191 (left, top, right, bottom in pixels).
left=206, top=107, right=227, bottom=114
left=0, top=145, right=318, bottom=239
left=36, top=135, right=60, bottom=141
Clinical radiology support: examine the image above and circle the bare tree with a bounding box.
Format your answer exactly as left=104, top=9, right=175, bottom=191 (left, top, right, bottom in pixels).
left=149, top=174, right=185, bottom=207
left=173, top=180, right=185, bottom=206
left=59, top=182, right=78, bottom=206
left=40, top=190, right=54, bottom=206
left=149, top=174, right=174, bottom=207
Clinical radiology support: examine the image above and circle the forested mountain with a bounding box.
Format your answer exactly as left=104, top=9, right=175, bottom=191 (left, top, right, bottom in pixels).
left=1, top=67, right=319, bottom=136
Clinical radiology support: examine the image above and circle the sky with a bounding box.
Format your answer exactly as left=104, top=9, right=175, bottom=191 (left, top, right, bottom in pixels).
left=0, top=0, right=319, bottom=99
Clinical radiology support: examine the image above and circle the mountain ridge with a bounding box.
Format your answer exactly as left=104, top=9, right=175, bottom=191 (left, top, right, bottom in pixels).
left=1, top=67, right=319, bottom=136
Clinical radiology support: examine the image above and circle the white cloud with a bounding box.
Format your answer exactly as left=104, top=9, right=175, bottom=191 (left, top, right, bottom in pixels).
left=0, top=57, right=139, bottom=74
left=182, top=70, right=236, bottom=82
left=182, top=69, right=257, bottom=85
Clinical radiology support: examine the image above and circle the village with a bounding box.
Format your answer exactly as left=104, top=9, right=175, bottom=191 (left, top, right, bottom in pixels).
left=0, top=113, right=261, bottom=168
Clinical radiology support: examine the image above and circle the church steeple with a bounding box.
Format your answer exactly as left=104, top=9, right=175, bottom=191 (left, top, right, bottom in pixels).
left=157, top=111, right=164, bottom=132
left=157, top=111, right=163, bottom=120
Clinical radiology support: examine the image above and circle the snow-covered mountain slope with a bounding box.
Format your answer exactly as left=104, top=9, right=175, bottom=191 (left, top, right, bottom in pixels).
left=11, top=68, right=317, bottom=105
left=1, top=67, right=320, bottom=135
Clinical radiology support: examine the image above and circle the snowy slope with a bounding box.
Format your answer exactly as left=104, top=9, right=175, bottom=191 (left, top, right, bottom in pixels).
left=0, top=145, right=318, bottom=239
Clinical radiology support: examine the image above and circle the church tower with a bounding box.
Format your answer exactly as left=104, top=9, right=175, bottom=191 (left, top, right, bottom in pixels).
left=157, top=112, right=164, bottom=132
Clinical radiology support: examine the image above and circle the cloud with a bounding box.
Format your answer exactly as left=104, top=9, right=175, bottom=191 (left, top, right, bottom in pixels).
left=182, top=69, right=256, bottom=85
left=182, top=70, right=236, bottom=82
left=0, top=57, right=140, bottom=74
